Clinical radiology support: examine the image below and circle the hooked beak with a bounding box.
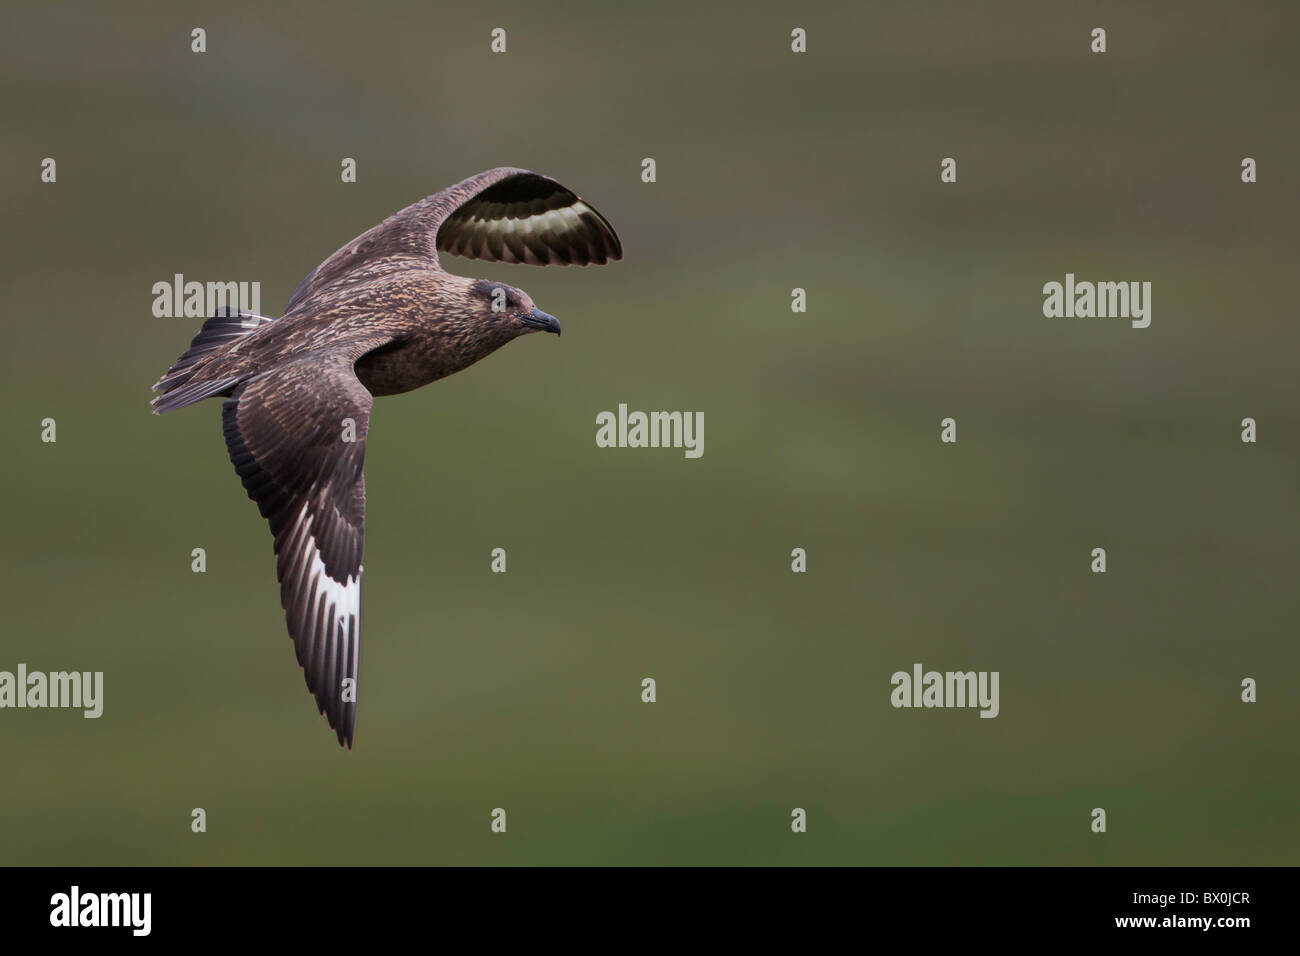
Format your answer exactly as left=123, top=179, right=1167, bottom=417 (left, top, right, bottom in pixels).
left=522, top=308, right=562, bottom=336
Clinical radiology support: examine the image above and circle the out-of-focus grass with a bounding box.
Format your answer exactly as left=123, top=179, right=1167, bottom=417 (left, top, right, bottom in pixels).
left=0, top=0, right=1296, bottom=864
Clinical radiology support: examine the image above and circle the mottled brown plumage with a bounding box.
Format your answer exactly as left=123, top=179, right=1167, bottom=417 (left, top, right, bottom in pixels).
left=151, top=167, right=622, bottom=747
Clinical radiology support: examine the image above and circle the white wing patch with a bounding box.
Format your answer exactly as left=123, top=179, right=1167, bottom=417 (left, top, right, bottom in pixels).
left=298, top=505, right=361, bottom=705
left=440, top=198, right=616, bottom=265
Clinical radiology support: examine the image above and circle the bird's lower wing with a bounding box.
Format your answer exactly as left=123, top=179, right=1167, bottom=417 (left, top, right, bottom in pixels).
left=221, top=346, right=382, bottom=747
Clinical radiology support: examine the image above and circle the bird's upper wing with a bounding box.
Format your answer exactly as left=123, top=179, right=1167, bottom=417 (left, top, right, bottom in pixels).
left=221, top=343, right=385, bottom=747
left=433, top=167, right=623, bottom=267
left=286, top=168, right=622, bottom=311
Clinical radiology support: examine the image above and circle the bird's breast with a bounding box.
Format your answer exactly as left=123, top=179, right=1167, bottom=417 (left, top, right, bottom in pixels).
left=354, top=327, right=512, bottom=396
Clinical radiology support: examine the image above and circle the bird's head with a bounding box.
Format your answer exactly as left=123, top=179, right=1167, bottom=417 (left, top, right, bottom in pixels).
left=466, top=279, right=561, bottom=338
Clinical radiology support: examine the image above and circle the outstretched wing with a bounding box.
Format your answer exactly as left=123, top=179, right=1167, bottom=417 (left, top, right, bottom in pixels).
left=221, top=348, right=379, bottom=747
left=286, top=168, right=621, bottom=311
left=434, top=169, right=622, bottom=267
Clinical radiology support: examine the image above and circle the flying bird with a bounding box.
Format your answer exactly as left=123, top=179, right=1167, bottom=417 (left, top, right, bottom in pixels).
left=151, top=167, right=622, bottom=747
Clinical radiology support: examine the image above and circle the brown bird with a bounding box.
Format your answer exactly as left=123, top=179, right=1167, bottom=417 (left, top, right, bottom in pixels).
left=152, top=167, right=622, bottom=747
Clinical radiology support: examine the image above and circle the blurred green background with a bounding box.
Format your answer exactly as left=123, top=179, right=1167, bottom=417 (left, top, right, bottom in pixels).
left=1, top=1, right=1297, bottom=865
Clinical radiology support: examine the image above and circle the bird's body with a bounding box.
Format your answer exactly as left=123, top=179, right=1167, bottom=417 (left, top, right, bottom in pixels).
left=180, top=268, right=512, bottom=397
left=151, top=167, right=621, bottom=746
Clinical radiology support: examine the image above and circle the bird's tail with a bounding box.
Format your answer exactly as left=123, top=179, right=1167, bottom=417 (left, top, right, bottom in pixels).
left=151, top=307, right=276, bottom=414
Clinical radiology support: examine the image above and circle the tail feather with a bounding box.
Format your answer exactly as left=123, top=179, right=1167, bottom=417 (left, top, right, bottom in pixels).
left=151, top=307, right=275, bottom=414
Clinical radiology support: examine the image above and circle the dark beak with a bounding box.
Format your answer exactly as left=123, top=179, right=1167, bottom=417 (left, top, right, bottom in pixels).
left=522, top=308, right=562, bottom=336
